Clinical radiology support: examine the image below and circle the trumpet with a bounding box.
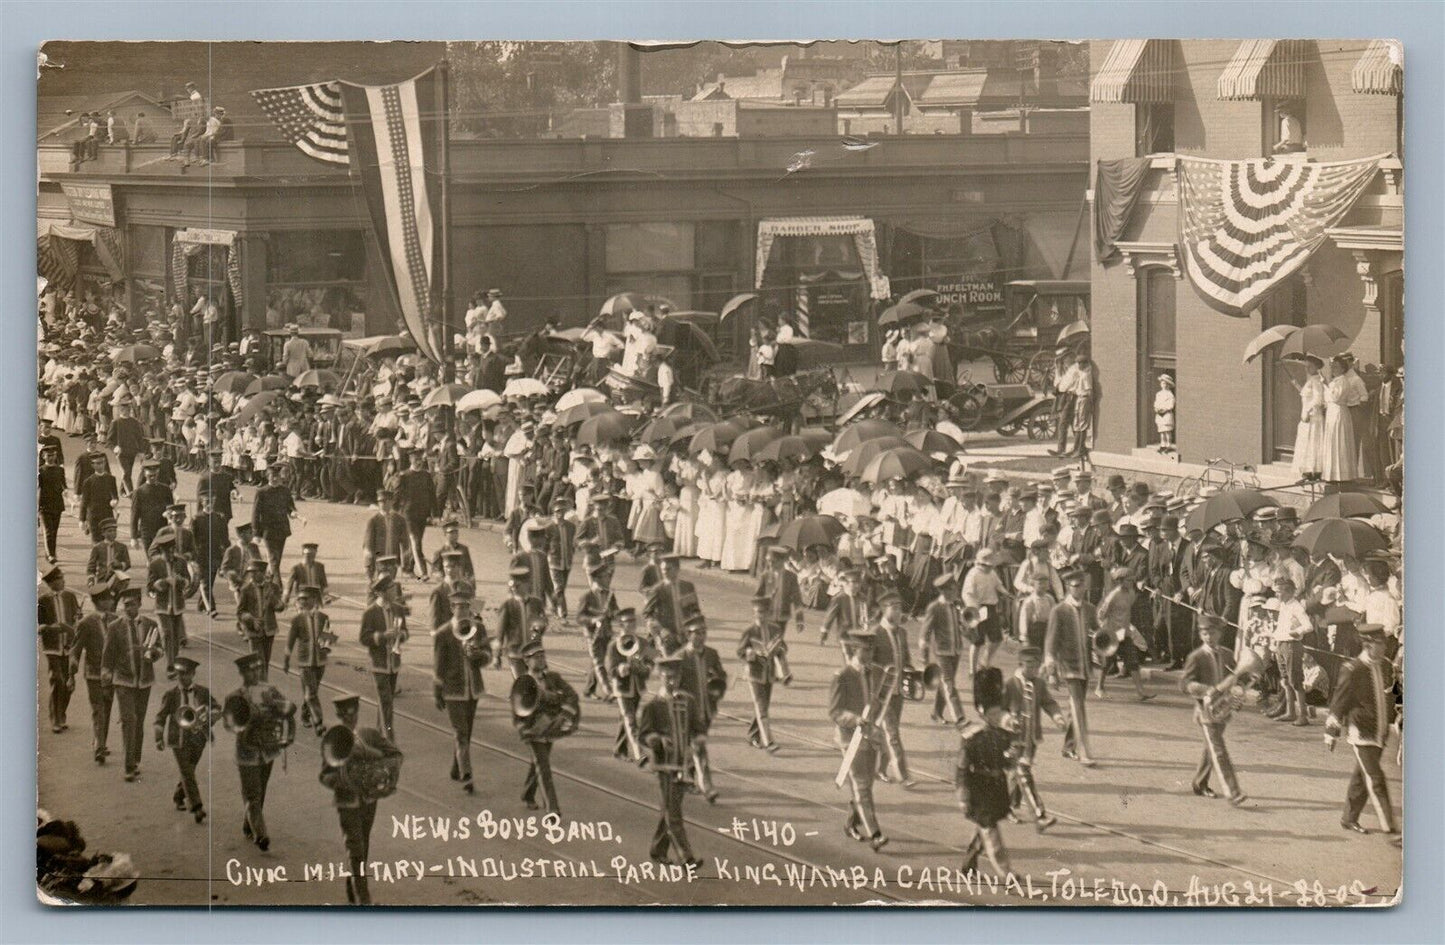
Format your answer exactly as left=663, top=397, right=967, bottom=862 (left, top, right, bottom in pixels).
left=142, top=622, right=164, bottom=664
left=581, top=619, right=613, bottom=698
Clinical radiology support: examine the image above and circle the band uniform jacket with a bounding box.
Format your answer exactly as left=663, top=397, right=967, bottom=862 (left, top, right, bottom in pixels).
left=102, top=614, right=161, bottom=688
left=77, top=472, right=118, bottom=531
left=251, top=483, right=296, bottom=540
left=755, top=566, right=803, bottom=624
left=921, top=597, right=967, bottom=658
left=196, top=468, right=237, bottom=520
left=359, top=603, right=409, bottom=674
left=955, top=721, right=1014, bottom=827
left=827, top=664, right=881, bottom=750
left=71, top=611, right=118, bottom=680
left=433, top=617, right=489, bottom=701
left=228, top=683, right=289, bottom=765
left=642, top=579, right=702, bottom=640
left=678, top=644, right=726, bottom=727
left=39, top=464, right=66, bottom=514
left=428, top=580, right=460, bottom=630
left=286, top=609, right=332, bottom=669
left=545, top=518, right=577, bottom=574
left=577, top=588, right=620, bottom=633
left=154, top=683, right=220, bottom=749
left=237, top=576, right=282, bottom=640
left=638, top=689, right=706, bottom=764
left=363, top=509, right=409, bottom=559
left=822, top=591, right=865, bottom=639
left=429, top=541, right=475, bottom=581
left=147, top=554, right=195, bottom=615
left=287, top=560, right=329, bottom=600
left=604, top=635, right=651, bottom=700
left=107, top=415, right=146, bottom=457
left=73, top=448, right=107, bottom=493
left=1326, top=656, right=1396, bottom=748
left=1179, top=643, right=1236, bottom=724
left=220, top=537, right=262, bottom=583
left=190, top=510, right=229, bottom=573
left=737, top=620, right=784, bottom=685
left=513, top=671, right=579, bottom=743
left=320, top=726, right=397, bottom=809
left=869, top=619, right=915, bottom=690
left=1044, top=598, right=1098, bottom=681
left=38, top=587, right=82, bottom=631
left=496, top=593, right=546, bottom=659
left=510, top=550, right=554, bottom=603
left=1003, top=671, right=1060, bottom=752
left=130, top=481, right=173, bottom=543
left=576, top=510, right=625, bottom=552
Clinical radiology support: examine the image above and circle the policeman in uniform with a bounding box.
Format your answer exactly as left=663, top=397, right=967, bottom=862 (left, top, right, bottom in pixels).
left=737, top=593, right=784, bottom=752
left=225, top=652, right=290, bottom=850
left=828, top=627, right=889, bottom=850
left=433, top=585, right=488, bottom=794
left=678, top=616, right=726, bottom=802
left=638, top=652, right=704, bottom=868
left=604, top=607, right=649, bottom=760
left=320, top=693, right=399, bottom=905
left=283, top=585, right=332, bottom=735
left=515, top=640, right=579, bottom=817
left=921, top=570, right=970, bottom=725
left=1325, top=624, right=1398, bottom=835
left=102, top=585, right=161, bottom=781
left=359, top=574, right=409, bottom=741
left=152, top=656, right=219, bottom=824
left=71, top=578, right=120, bottom=763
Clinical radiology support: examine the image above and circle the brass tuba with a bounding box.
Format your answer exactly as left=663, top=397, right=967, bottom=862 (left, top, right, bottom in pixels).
left=1205, top=647, right=1267, bottom=723
left=457, top=621, right=490, bottom=667
left=321, top=725, right=402, bottom=801
left=511, top=675, right=579, bottom=739
left=1093, top=627, right=1123, bottom=661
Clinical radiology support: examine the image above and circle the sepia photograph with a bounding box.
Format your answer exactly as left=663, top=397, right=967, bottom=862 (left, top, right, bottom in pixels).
left=33, top=34, right=1405, bottom=908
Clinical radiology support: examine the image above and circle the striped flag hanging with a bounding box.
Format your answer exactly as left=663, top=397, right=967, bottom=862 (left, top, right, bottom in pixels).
left=250, top=81, right=349, bottom=165
left=337, top=68, right=443, bottom=363
left=1177, top=154, right=1384, bottom=316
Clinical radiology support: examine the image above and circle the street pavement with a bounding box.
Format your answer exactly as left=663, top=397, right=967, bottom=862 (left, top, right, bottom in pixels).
left=36, top=438, right=1402, bottom=907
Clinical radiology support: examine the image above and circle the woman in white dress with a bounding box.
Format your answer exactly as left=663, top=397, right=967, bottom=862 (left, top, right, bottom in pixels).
left=630, top=451, right=667, bottom=548
left=695, top=453, right=727, bottom=568
left=1320, top=358, right=1360, bottom=483
left=1291, top=355, right=1327, bottom=480
left=719, top=459, right=757, bottom=572
left=672, top=453, right=700, bottom=558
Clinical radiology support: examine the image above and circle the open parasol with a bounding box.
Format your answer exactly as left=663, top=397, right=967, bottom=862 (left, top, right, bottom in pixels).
left=832, top=419, right=904, bottom=455
left=728, top=425, right=786, bottom=463
left=1291, top=517, right=1388, bottom=559
left=752, top=434, right=820, bottom=465
left=555, top=387, right=608, bottom=412
left=898, top=288, right=939, bottom=306
left=555, top=400, right=615, bottom=426
left=776, top=514, right=847, bottom=551
left=1303, top=491, right=1391, bottom=522
left=243, top=375, right=291, bottom=397
left=1184, top=489, right=1278, bottom=534
left=688, top=419, right=750, bottom=456
left=719, top=293, right=759, bottom=323
left=456, top=389, right=502, bottom=414
left=503, top=377, right=551, bottom=400
left=574, top=411, right=636, bottom=447
left=420, top=383, right=472, bottom=409
left=233, top=390, right=285, bottom=424
left=905, top=428, right=961, bottom=455
left=1243, top=324, right=1352, bottom=363
left=860, top=447, right=935, bottom=485
left=877, top=300, right=929, bottom=328
left=359, top=334, right=417, bottom=359
left=212, top=371, right=257, bottom=396
left=110, top=344, right=161, bottom=364
left=817, top=487, right=874, bottom=519
left=839, top=436, right=909, bottom=477
left=293, top=369, right=343, bottom=391
left=659, top=402, right=719, bottom=424
left=637, top=416, right=681, bottom=444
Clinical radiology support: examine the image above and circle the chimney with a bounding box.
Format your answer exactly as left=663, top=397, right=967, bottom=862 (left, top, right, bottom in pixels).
left=618, top=44, right=642, bottom=104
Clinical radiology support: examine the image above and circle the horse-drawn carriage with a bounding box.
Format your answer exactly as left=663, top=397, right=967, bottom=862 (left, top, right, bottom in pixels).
left=943, top=381, right=1059, bottom=440
left=940, top=279, right=1090, bottom=388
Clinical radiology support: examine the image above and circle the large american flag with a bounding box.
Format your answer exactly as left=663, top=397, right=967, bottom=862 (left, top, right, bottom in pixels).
left=1177, top=155, right=1383, bottom=316
left=250, top=81, right=349, bottom=165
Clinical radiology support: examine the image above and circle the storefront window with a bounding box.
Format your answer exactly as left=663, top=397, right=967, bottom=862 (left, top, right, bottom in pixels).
left=759, top=235, right=868, bottom=347
left=605, top=222, right=697, bottom=311
left=265, top=230, right=368, bottom=334
left=128, top=225, right=167, bottom=323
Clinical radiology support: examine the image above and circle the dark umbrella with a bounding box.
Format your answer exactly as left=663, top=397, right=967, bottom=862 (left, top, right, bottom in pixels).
left=753, top=434, right=819, bottom=464
left=776, top=514, right=847, bottom=551
left=668, top=421, right=707, bottom=447
left=293, top=368, right=343, bottom=391
left=212, top=371, right=257, bottom=395
left=1184, top=489, right=1279, bottom=534
left=832, top=419, right=904, bottom=454
left=659, top=402, right=719, bottom=424
left=899, top=288, right=939, bottom=306
left=361, top=334, right=417, bottom=358
left=243, top=375, right=291, bottom=397
left=688, top=419, right=750, bottom=456
left=839, top=436, right=909, bottom=477
left=1303, top=492, right=1391, bottom=522
left=905, top=428, right=961, bottom=454
left=638, top=416, right=680, bottom=444
left=729, top=425, right=785, bottom=463
left=420, top=383, right=472, bottom=409
left=860, top=447, right=934, bottom=485
left=1292, top=517, right=1388, bottom=559
left=719, top=292, right=759, bottom=324
left=874, top=370, right=932, bottom=395
left=574, top=411, right=636, bottom=446
left=233, top=390, right=285, bottom=424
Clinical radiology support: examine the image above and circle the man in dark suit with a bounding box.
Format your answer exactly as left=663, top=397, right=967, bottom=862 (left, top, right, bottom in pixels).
left=196, top=449, right=238, bottom=525
left=251, top=465, right=296, bottom=579
left=677, top=617, right=726, bottom=802
left=152, top=656, right=220, bottom=823
left=78, top=452, right=119, bottom=541
left=107, top=399, right=148, bottom=495
left=190, top=491, right=229, bottom=617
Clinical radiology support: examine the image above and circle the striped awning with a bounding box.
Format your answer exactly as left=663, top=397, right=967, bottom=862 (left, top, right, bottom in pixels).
left=1090, top=39, right=1176, bottom=104
left=1352, top=40, right=1402, bottom=95
left=1217, top=40, right=1306, bottom=101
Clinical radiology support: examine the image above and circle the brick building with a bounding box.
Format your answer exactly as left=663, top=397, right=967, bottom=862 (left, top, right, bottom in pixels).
left=1086, top=39, right=1402, bottom=475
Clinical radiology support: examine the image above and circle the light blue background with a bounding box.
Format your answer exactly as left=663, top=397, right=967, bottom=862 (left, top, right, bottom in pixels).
left=2, top=2, right=1440, bottom=942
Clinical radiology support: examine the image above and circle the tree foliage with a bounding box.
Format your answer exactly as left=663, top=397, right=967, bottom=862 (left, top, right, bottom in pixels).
left=447, top=41, right=617, bottom=138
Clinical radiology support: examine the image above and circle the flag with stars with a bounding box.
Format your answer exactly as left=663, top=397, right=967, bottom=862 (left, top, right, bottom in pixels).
left=338, top=68, right=443, bottom=364
left=1177, top=154, right=1383, bottom=316
left=250, top=81, right=349, bottom=165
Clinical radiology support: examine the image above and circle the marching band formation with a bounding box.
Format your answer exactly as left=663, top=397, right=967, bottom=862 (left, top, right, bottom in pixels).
left=36, top=302, right=1404, bottom=904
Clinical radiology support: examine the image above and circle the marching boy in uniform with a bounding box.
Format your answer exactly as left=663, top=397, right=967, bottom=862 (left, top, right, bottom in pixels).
left=320, top=693, right=400, bottom=905
left=1325, top=624, right=1399, bottom=836
left=828, top=627, right=889, bottom=851
left=153, top=656, right=219, bottom=824
left=956, top=667, right=1016, bottom=876
left=737, top=594, right=784, bottom=752
left=1180, top=614, right=1248, bottom=806
left=283, top=584, right=332, bottom=735
left=433, top=586, right=488, bottom=795
left=638, top=652, right=704, bottom=868
left=1003, top=646, right=1065, bottom=831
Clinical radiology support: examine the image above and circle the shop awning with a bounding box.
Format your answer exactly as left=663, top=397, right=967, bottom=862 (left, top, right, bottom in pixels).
left=37, top=218, right=125, bottom=283
left=1351, top=40, right=1402, bottom=95
left=1217, top=40, right=1306, bottom=101
left=755, top=217, right=890, bottom=300
left=1090, top=39, right=1176, bottom=104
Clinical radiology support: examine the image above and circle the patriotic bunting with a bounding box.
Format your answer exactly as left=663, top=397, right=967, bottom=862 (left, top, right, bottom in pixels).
left=250, top=81, right=349, bottom=165
left=1177, top=154, right=1384, bottom=316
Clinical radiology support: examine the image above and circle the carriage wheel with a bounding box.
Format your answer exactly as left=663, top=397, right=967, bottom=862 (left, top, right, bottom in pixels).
left=1025, top=412, right=1057, bottom=441
left=1026, top=351, right=1055, bottom=390
left=997, top=421, right=1022, bottom=437
left=949, top=391, right=986, bottom=431
left=993, top=356, right=1027, bottom=384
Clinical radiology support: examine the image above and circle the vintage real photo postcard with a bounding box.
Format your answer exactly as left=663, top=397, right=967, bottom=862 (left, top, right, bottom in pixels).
left=35, top=38, right=1403, bottom=907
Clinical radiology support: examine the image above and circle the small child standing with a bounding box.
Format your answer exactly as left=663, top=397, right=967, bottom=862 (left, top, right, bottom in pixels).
left=1154, top=373, right=1176, bottom=453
